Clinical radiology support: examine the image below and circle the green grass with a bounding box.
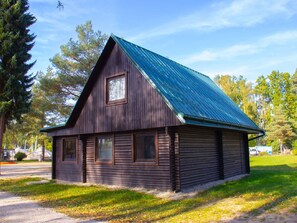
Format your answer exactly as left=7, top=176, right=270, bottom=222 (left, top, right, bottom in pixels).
left=250, top=155, right=297, bottom=170
left=0, top=155, right=297, bottom=222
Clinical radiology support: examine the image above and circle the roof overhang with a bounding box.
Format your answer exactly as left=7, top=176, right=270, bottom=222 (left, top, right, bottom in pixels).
left=182, top=115, right=264, bottom=134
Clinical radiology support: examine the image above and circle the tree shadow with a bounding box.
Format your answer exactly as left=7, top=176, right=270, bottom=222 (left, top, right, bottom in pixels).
left=1, top=164, right=296, bottom=222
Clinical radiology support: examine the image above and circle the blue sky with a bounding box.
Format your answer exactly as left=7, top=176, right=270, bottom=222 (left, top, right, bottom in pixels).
left=29, top=0, right=297, bottom=81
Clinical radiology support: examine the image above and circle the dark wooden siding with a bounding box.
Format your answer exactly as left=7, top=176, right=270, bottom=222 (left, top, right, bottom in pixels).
left=55, top=137, right=82, bottom=182
left=49, top=44, right=180, bottom=137
left=86, top=128, right=171, bottom=191
left=178, top=126, right=220, bottom=190
left=222, top=131, right=246, bottom=178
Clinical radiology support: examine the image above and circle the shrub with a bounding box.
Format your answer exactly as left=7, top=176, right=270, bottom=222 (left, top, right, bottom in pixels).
left=14, top=152, right=27, bottom=161
left=259, top=151, right=269, bottom=156
left=292, top=140, right=297, bottom=150
left=293, top=149, right=297, bottom=156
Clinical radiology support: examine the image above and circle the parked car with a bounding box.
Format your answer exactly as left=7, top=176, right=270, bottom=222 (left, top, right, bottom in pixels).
left=250, top=148, right=258, bottom=156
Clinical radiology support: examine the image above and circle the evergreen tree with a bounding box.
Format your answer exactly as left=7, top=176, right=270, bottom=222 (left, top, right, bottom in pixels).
left=0, top=0, right=36, bottom=161
left=38, top=21, right=108, bottom=122
left=266, top=107, right=296, bottom=153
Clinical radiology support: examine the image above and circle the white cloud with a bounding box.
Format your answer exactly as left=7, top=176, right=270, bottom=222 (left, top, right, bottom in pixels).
left=180, top=30, right=297, bottom=64
left=128, top=0, right=297, bottom=42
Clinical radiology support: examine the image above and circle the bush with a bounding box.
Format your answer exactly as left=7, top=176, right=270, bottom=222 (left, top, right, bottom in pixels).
left=259, top=151, right=269, bottom=156
left=14, top=152, right=27, bottom=161
left=293, top=149, right=297, bottom=156
left=292, top=140, right=297, bottom=150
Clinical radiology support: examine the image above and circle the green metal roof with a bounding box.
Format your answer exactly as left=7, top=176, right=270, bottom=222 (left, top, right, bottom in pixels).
left=41, top=34, right=263, bottom=133
left=112, top=34, right=263, bottom=133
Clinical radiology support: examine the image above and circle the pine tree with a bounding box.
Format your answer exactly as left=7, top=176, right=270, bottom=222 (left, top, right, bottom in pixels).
left=38, top=21, right=108, bottom=122
left=0, top=0, right=36, bottom=163
left=267, top=107, right=296, bottom=153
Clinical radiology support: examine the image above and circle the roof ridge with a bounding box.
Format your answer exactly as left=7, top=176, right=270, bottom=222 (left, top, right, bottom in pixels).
left=111, top=34, right=210, bottom=79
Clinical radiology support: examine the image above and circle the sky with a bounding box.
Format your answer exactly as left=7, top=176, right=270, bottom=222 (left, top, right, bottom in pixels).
left=29, top=0, right=297, bottom=81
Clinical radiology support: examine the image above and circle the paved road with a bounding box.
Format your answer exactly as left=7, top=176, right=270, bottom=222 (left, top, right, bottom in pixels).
left=0, top=191, right=100, bottom=223
left=0, top=163, right=103, bottom=222
left=0, top=162, right=51, bottom=179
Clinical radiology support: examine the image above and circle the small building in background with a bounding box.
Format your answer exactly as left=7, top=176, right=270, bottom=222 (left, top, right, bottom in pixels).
left=26, top=147, right=52, bottom=161
left=249, top=146, right=272, bottom=155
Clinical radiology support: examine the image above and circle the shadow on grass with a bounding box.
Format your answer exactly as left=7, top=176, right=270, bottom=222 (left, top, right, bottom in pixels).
left=1, top=164, right=297, bottom=222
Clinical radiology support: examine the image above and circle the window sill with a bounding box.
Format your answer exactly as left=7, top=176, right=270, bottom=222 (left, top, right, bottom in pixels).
left=94, top=161, right=114, bottom=165
left=105, top=99, right=127, bottom=106
left=133, top=160, right=158, bottom=166
left=61, top=160, right=77, bottom=164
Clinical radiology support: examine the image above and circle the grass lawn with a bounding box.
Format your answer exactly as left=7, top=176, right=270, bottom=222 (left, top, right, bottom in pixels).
left=1, top=155, right=297, bottom=222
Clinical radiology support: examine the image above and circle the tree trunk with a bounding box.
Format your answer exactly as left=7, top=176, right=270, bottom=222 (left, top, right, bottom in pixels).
left=41, top=140, right=45, bottom=161
left=0, top=114, right=6, bottom=175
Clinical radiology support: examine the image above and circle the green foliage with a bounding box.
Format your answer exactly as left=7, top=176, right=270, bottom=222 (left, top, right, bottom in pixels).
left=38, top=21, right=108, bottom=122
left=292, top=140, right=297, bottom=149
left=214, top=75, right=257, bottom=122
left=292, top=149, right=297, bottom=156
left=258, top=151, right=269, bottom=156
left=0, top=0, right=36, bottom=121
left=266, top=107, right=296, bottom=153
left=14, top=152, right=27, bottom=161
left=3, top=21, right=107, bottom=151
left=1, top=156, right=297, bottom=222
left=270, top=140, right=281, bottom=154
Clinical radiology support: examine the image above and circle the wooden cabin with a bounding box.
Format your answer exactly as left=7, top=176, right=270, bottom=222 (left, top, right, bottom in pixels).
left=41, top=35, right=264, bottom=192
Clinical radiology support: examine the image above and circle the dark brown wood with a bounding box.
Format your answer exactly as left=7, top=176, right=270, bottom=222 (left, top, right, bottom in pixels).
left=216, top=130, right=224, bottom=179
left=222, top=131, right=245, bottom=178
left=55, top=137, right=82, bottom=182
left=85, top=128, right=171, bottom=191
left=174, top=132, right=181, bottom=192
left=243, top=133, right=250, bottom=174
left=80, top=135, right=87, bottom=183
left=178, top=126, right=220, bottom=190
left=48, top=44, right=180, bottom=137
left=168, top=127, right=176, bottom=191
left=52, top=137, right=57, bottom=179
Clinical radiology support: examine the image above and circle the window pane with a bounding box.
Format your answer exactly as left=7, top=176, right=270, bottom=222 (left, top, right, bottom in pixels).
left=108, top=76, right=126, bottom=102
left=96, top=137, right=113, bottom=162
left=135, top=134, right=156, bottom=161
left=63, top=139, right=76, bottom=161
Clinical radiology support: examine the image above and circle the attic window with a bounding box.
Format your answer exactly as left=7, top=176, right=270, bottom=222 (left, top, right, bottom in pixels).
left=106, top=73, right=127, bottom=104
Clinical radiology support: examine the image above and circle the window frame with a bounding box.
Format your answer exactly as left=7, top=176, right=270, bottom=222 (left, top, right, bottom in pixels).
left=132, top=130, right=158, bottom=165
left=94, top=134, right=115, bottom=165
left=62, top=137, right=78, bottom=163
left=105, top=72, right=128, bottom=106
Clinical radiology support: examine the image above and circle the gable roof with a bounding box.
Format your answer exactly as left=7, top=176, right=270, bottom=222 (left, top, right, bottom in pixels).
left=41, top=34, right=263, bottom=134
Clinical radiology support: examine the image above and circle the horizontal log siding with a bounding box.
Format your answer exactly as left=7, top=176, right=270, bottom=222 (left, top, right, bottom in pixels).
left=174, top=132, right=181, bottom=192
left=178, top=126, right=220, bottom=190
left=55, top=137, right=82, bottom=182
left=222, top=131, right=246, bottom=178
left=49, top=44, right=180, bottom=137
left=86, top=129, right=171, bottom=191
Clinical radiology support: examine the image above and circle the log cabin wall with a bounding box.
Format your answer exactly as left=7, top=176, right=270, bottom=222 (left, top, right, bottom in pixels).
left=178, top=126, right=220, bottom=190
left=55, top=137, right=83, bottom=182
left=86, top=128, right=171, bottom=191
left=222, top=131, right=246, bottom=178
left=48, top=43, right=180, bottom=137
left=177, top=126, right=248, bottom=190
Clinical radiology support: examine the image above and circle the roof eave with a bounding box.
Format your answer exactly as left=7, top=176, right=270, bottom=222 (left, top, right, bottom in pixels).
left=40, top=123, right=67, bottom=133
left=183, top=116, right=264, bottom=134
